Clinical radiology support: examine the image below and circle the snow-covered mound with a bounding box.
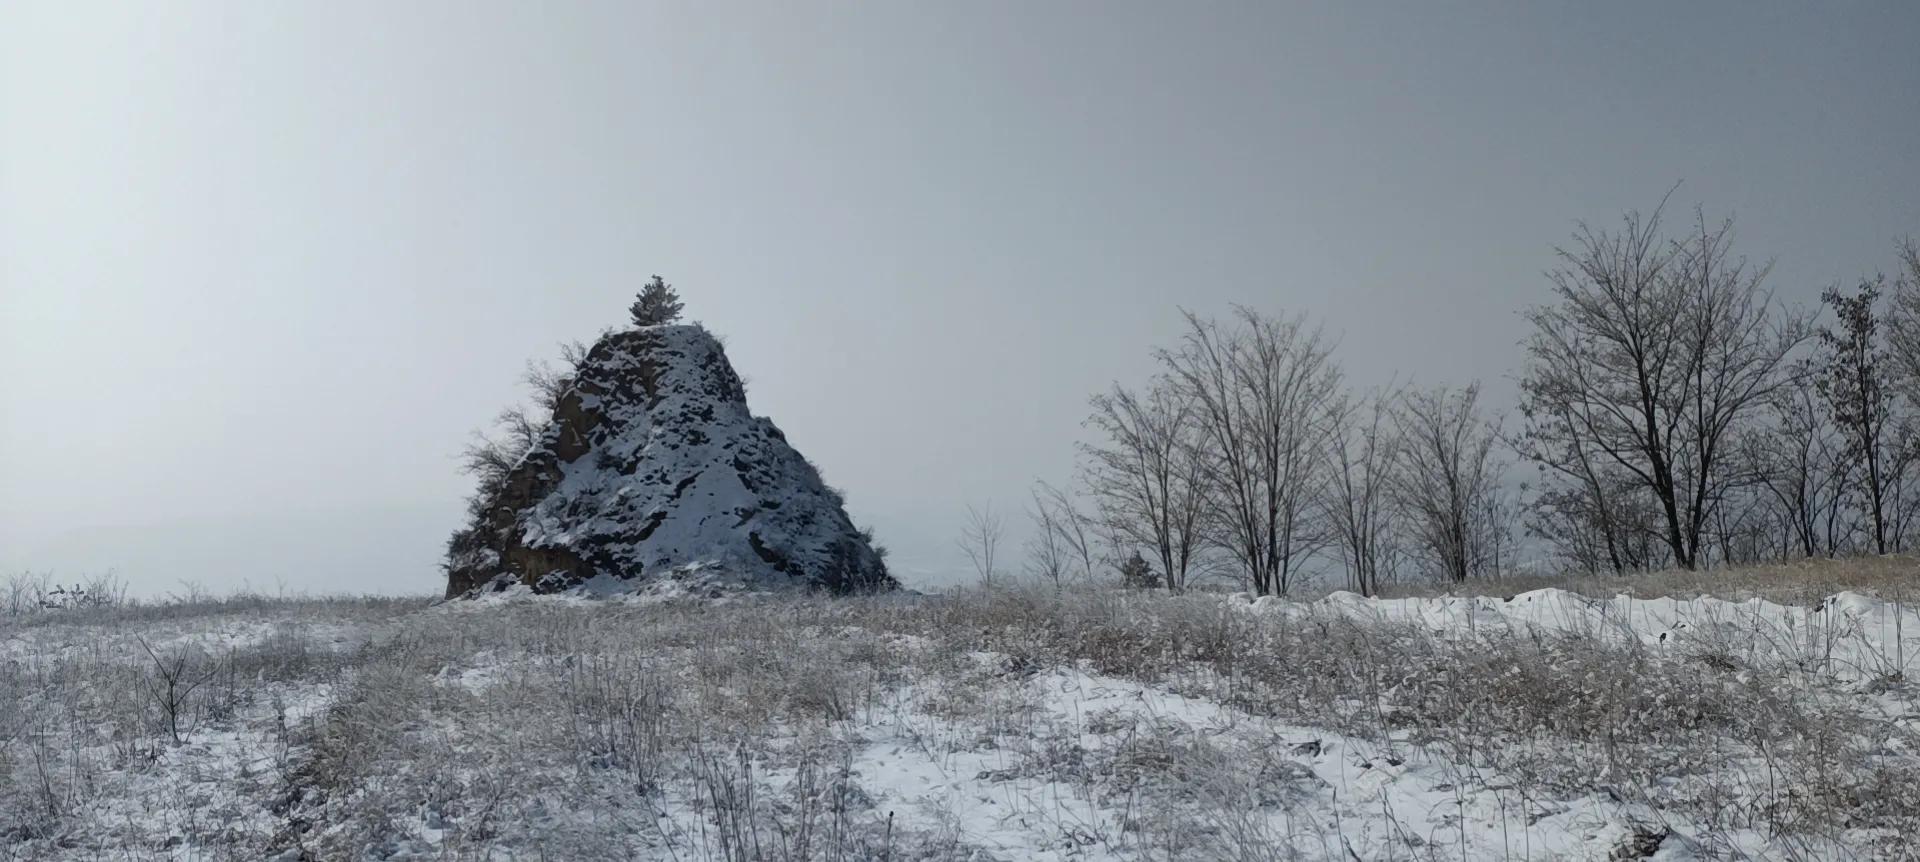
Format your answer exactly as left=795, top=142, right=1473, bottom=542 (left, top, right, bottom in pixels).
left=444, top=324, right=894, bottom=598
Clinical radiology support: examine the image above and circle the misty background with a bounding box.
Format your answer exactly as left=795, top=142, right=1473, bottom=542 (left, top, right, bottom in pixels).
left=3, top=2, right=1917, bottom=595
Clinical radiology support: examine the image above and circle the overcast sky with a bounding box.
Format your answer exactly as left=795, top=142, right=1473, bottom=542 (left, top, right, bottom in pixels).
left=3, top=2, right=1917, bottom=595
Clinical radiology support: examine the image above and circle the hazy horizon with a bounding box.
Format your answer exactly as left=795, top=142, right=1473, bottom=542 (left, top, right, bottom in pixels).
left=4, top=2, right=1918, bottom=596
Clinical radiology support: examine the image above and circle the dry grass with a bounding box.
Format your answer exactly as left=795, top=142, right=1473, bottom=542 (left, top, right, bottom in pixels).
left=4, top=583, right=1918, bottom=859
left=869, top=587, right=1920, bottom=840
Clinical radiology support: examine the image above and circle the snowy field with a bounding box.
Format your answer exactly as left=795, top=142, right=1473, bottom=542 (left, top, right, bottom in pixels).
left=4, top=581, right=1919, bottom=861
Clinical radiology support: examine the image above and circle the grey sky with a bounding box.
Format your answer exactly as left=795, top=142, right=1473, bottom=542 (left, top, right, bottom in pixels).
left=3, top=2, right=1917, bottom=595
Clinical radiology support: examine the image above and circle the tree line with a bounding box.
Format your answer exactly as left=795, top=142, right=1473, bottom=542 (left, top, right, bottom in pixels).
left=1016, top=201, right=1920, bottom=596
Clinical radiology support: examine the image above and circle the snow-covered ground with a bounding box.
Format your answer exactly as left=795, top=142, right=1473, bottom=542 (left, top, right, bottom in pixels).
left=1252, top=587, right=1920, bottom=687
left=3, top=585, right=1916, bottom=860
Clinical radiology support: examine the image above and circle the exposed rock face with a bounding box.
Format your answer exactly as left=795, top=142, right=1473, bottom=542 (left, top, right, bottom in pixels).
left=445, top=324, right=895, bottom=598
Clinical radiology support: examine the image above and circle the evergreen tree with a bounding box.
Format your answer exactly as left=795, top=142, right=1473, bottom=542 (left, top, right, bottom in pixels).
left=1118, top=551, right=1159, bottom=589
left=629, top=275, right=684, bottom=327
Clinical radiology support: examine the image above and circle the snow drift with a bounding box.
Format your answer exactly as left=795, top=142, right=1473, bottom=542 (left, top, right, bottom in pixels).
left=444, top=324, right=894, bottom=598
left=1236, top=586, right=1920, bottom=684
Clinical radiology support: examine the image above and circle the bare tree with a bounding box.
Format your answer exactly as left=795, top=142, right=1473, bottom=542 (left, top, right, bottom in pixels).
left=1889, top=238, right=1920, bottom=398
left=1882, top=238, right=1920, bottom=551
left=136, top=637, right=220, bottom=746
left=1161, top=307, right=1343, bottom=596
left=1392, top=383, right=1509, bottom=583
left=956, top=503, right=1004, bottom=587
left=524, top=339, right=591, bottom=413
left=1516, top=200, right=1808, bottom=570
left=1524, top=473, right=1666, bottom=575
left=1023, top=487, right=1072, bottom=588
left=1813, top=278, right=1910, bottom=554
left=1326, top=386, right=1401, bottom=596
left=1514, top=397, right=1657, bottom=576
left=1032, top=480, right=1100, bottom=585
left=1081, top=379, right=1208, bottom=592
left=1477, top=469, right=1525, bottom=579
left=1706, top=483, right=1782, bottom=566
left=1742, top=368, right=1855, bottom=559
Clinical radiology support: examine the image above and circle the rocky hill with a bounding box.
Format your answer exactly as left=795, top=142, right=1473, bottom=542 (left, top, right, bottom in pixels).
left=444, top=321, right=894, bottom=597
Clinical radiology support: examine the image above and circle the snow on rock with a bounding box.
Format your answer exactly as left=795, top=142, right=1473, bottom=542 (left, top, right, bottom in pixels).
left=444, top=324, right=895, bottom=598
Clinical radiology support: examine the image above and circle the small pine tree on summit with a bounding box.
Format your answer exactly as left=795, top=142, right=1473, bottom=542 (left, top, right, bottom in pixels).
left=629, top=275, right=684, bottom=327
